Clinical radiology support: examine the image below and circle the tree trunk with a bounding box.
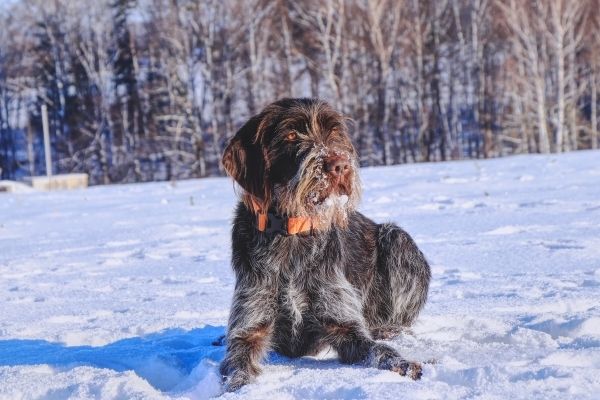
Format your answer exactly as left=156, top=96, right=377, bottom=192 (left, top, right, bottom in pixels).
left=592, top=70, right=598, bottom=149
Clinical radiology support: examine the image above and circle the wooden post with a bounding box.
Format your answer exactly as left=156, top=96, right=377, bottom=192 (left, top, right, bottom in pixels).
left=41, top=104, right=52, bottom=178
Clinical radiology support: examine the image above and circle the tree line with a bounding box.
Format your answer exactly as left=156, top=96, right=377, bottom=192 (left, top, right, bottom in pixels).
left=0, top=0, right=598, bottom=184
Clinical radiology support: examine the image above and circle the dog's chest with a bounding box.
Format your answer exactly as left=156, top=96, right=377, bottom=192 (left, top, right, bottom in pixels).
left=267, top=240, right=324, bottom=333
left=257, top=234, right=343, bottom=346
left=280, top=276, right=309, bottom=327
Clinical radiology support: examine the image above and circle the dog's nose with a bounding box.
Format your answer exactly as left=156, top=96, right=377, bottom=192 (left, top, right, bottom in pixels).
left=325, top=156, right=350, bottom=177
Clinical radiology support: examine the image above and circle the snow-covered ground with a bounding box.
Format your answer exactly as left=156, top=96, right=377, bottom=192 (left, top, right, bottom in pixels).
left=1, top=150, right=599, bottom=400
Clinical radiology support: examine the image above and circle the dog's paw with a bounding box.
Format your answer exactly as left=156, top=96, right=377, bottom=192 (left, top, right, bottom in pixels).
left=223, top=369, right=253, bottom=392
left=368, top=344, right=423, bottom=380
left=388, top=359, right=423, bottom=380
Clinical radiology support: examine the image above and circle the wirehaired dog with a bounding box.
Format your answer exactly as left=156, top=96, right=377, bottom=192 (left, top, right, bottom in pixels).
left=220, top=98, right=431, bottom=391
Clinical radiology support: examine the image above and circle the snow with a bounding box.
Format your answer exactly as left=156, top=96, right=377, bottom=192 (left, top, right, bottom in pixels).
left=0, top=181, right=35, bottom=194
left=1, top=150, right=599, bottom=399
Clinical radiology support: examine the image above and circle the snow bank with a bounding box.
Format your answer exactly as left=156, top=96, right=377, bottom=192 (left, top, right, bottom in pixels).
left=0, top=180, right=35, bottom=194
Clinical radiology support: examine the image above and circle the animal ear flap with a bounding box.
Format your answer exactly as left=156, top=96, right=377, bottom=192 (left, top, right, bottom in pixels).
left=222, top=115, right=270, bottom=203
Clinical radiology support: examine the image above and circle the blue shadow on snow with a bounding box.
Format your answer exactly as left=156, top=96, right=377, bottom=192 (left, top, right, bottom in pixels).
left=0, top=325, right=226, bottom=392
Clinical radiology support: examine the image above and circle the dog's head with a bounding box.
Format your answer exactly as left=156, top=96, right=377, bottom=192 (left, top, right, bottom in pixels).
left=222, top=98, right=360, bottom=227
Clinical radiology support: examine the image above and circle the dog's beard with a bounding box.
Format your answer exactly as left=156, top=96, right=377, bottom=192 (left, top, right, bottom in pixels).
left=274, top=146, right=361, bottom=228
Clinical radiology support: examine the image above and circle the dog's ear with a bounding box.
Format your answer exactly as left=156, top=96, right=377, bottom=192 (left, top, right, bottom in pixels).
left=222, top=114, right=271, bottom=206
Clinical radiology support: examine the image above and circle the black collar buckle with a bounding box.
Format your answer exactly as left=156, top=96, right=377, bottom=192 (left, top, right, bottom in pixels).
left=265, top=212, right=288, bottom=236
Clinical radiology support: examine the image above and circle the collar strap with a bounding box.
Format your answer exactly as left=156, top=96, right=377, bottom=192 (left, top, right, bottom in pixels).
left=250, top=198, right=325, bottom=235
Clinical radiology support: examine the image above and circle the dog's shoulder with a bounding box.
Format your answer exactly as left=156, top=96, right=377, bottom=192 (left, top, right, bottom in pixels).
left=339, top=211, right=379, bottom=258
left=232, top=201, right=254, bottom=229
left=345, top=210, right=379, bottom=239
left=230, top=201, right=259, bottom=257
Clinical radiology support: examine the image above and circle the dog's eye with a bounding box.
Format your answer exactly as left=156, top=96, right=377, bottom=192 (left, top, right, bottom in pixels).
left=285, top=131, right=298, bottom=142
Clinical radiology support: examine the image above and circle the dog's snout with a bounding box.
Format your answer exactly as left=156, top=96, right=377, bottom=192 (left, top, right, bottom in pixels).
left=324, top=156, right=350, bottom=177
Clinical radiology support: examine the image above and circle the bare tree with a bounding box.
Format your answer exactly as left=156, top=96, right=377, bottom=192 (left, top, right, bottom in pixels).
left=499, top=0, right=551, bottom=153
left=292, top=0, right=346, bottom=111
left=0, top=0, right=598, bottom=183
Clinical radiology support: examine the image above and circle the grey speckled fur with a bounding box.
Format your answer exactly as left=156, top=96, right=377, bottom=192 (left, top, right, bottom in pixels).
left=219, top=98, right=431, bottom=391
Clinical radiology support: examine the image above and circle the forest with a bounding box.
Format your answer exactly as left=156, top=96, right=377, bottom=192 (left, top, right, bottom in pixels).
left=0, top=0, right=598, bottom=184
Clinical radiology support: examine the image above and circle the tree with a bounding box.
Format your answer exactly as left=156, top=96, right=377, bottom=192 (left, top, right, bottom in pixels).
left=0, top=0, right=598, bottom=184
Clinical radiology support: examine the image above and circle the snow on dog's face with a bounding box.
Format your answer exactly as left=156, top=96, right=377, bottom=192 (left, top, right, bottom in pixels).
left=222, top=98, right=360, bottom=227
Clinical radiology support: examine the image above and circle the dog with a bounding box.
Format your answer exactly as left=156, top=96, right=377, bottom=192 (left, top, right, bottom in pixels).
left=219, top=98, right=431, bottom=391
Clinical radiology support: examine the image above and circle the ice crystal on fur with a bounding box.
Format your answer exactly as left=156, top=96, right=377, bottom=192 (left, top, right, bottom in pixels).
left=275, top=144, right=359, bottom=228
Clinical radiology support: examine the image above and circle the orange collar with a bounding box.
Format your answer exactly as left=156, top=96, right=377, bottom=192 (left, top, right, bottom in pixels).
left=250, top=198, right=326, bottom=235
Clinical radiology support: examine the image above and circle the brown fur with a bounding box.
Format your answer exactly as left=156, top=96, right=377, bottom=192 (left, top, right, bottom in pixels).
left=219, top=98, right=431, bottom=391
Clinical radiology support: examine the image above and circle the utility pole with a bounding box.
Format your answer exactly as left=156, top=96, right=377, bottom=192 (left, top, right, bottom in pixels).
left=41, top=104, right=53, bottom=190
left=41, top=104, right=52, bottom=178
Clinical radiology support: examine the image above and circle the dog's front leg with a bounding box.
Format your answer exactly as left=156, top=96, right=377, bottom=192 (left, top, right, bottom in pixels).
left=220, top=276, right=277, bottom=391
left=318, top=275, right=423, bottom=380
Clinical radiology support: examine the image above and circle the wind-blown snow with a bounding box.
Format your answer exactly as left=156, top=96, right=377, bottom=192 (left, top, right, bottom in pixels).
left=1, top=150, right=599, bottom=399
